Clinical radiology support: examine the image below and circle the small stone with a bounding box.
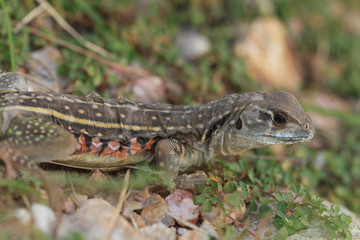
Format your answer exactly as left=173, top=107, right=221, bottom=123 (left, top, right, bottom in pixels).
left=141, top=194, right=174, bottom=226
left=71, top=193, right=88, bottom=207
left=165, top=189, right=199, bottom=226
left=26, top=46, right=71, bottom=92
left=130, top=76, right=166, bottom=104
left=62, top=196, right=76, bottom=214
left=177, top=227, right=189, bottom=236
left=13, top=208, right=31, bottom=225
left=128, top=188, right=151, bottom=204
left=129, top=211, right=147, bottom=229
left=174, top=171, right=207, bottom=192
left=178, top=229, right=210, bottom=240
left=122, top=200, right=144, bottom=218
left=178, top=220, right=219, bottom=240
left=139, top=223, right=176, bottom=240
left=31, top=203, right=56, bottom=235
left=234, top=17, right=302, bottom=91
left=200, top=202, right=245, bottom=226
left=57, top=198, right=140, bottom=240
left=176, top=30, right=211, bottom=60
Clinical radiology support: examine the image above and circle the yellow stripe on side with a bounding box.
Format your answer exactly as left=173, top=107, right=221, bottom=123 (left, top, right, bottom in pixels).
left=2, top=106, right=163, bottom=132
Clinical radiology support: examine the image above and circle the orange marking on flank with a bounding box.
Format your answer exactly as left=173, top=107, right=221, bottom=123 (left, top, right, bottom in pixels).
left=102, top=140, right=120, bottom=155
left=90, top=137, right=103, bottom=154
left=113, top=147, right=130, bottom=159
left=144, top=138, right=156, bottom=150
left=130, top=138, right=142, bottom=155
left=76, top=134, right=88, bottom=154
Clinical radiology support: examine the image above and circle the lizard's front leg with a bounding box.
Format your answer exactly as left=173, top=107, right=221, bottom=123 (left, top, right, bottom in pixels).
left=155, top=138, right=206, bottom=189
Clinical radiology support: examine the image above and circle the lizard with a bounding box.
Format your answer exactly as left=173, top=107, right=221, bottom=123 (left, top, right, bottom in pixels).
left=0, top=72, right=314, bottom=177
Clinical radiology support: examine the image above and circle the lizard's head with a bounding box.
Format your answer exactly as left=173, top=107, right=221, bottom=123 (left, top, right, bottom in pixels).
left=219, top=91, right=314, bottom=154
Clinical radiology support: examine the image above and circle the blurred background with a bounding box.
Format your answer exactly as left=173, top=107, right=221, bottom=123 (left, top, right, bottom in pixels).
left=1, top=0, right=360, bottom=216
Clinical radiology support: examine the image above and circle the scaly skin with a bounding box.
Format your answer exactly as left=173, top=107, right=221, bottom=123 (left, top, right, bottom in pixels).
left=0, top=72, right=314, bottom=176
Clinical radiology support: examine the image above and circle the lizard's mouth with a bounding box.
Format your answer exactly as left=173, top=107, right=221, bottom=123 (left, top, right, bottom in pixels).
left=260, top=134, right=313, bottom=142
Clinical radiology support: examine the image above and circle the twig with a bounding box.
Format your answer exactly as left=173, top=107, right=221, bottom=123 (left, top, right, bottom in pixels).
left=165, top=210, right=208, bottom=235
left=22, top=24, right=153, bottom=77
left=36, top=0, right=112, bottom=59
left=258, top=189, right=279, bottom=202
left=229, top=216, right=260, bottom=240
left=13, top=3, right=45, bottom=33
left=103, top=169, right=131, bottom=240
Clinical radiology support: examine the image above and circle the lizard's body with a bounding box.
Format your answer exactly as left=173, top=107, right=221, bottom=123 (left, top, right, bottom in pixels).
left=0, top=73, right=314, bottom=176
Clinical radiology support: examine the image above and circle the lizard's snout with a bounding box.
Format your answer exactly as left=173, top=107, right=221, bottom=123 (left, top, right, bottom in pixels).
left=302, top=121, right=315, bottom=140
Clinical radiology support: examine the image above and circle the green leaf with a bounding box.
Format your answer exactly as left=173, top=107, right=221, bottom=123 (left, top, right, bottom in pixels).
left=260, top=199, right=276, bottom=206
left=249, top=201, right=257, bottom=211
left=293, top=220, right=305, bottom=230
left=273, top=216, right=285, bottom=229
left=224, top=182, right=236, bottom=193
left=193, top=194, right=206, bottom=205
left=277, top=211, right=286, bottom=218
left=274, top=226, right=288, bottom=240
left=202, top=199, right=212, bottom=212
left=284, top=217, right=293, bottom=226
left=277, top=201, right=288, bottom=211
left=259, top=205, right=274, bottom=219
left=248, top=169, right=255, bottom=183
left=227, top=191, right=243, bottom=207
left=196, top=184, right=206, bottom=193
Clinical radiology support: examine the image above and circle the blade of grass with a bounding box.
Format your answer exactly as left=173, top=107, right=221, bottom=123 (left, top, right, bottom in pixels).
left=0, top=0, right=16, bottom=71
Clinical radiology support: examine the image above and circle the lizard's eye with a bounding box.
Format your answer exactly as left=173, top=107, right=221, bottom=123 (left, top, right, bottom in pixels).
left=236, top=118, right=242, bottom=130
left=273, top=112, right=287, bottom=125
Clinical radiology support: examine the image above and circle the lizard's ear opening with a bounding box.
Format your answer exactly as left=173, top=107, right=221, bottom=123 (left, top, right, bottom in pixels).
left=236, top=118, right=242, bottom=130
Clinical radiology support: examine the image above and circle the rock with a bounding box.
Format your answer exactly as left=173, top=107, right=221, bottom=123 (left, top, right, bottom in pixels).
left=26, top=46, right=72, bottom=92
left=201, top=201, right=245, bottom=226
left=129, top=76, right=166, bottom=104
left=13, top=208, right=31, bottom=225
left=62, top=196, right=76, bottom=214
left=139, top=223, right=176, bottom=240
left=128, top=211, right=147, bottom=229
left=31, top=203, right=57, bottom=235
left=141, top=194, right=174, bottom=226
left=234, top=17, right=302, bottom=91
left=176, top=30, right=211, bottom=60
left=57, top=198, right=140, bottom=240
left=165, top=189, right=199, bottom=226
left=178, top=221, right=219, bottom=240
left=122, top=200, right=144, bottom=218
left=174, top=171, right=208, bottom=192
left=128, top=188, right=151, bottom=204
left=71, top=193, right=88, bottom=207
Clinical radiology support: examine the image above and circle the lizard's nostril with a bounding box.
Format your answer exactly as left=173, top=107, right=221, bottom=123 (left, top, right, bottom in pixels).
left=304, top=124, right=309, bottom=130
